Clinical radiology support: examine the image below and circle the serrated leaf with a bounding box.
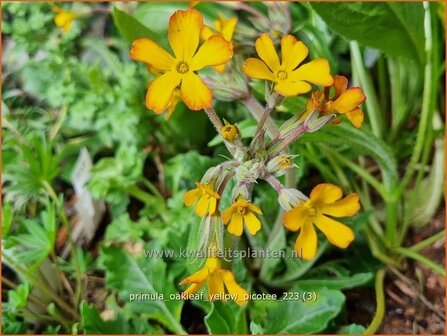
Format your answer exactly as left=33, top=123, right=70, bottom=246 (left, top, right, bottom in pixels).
left=204, top=301, right=247, bottom=334
left=310, top=2, right=425, bottom=64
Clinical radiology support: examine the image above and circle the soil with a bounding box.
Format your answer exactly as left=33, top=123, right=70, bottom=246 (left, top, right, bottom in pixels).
left=347, top=208, right=446, bottom=334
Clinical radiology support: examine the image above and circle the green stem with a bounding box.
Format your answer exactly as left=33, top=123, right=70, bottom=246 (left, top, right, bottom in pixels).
left=409, top=230, right=445, bottom=252
left=395, top=247, right=446, bottom=276
left=243, top=94, right=279, bottom=139
left=398, top=2, right=435, bottom=195
left=364, top=268, right=386, bottom=334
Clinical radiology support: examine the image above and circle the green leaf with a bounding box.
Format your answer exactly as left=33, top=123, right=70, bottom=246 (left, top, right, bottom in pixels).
left=261, top=286, right=345, bottom=334
left=100, top=245, right=185, bottom=334
left=338, top=324, right=366, bottom=334
left=204, top=301, right=247, bottom=334
left=81, top=302, right=128, bottom=334
left=2, top=202, right=13, bottom=236
left=310, top=2, right=425, bottom=64
left=112, top=7, right=158, bottom=44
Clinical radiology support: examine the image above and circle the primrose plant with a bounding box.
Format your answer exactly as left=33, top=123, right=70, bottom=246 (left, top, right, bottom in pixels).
left=130, top=8, right=366, bottom=306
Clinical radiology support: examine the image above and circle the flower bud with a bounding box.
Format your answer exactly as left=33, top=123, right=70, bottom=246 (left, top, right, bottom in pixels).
left=220, top=120, right=239, bottom=142
left=304, top=111, right=335, bottom=133
left=278, top=188, right=307, bottom=211
left=267, top=154, right=298, bottom=177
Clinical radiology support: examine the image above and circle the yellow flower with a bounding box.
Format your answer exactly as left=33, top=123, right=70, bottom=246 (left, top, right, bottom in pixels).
left=184, top=182, right=221, bottom=217
left=243, top=34, right=333, bottom=97
left=222, top=198, right=262, bottom=236
left=220, top=120, right=239, bottom=142
left=180, top=257, right=249, bottom=306
left=130, top=9, right=233, bottom=114
left=201, top=15, right=238, bottom=73
left=306, top=76, right=366, bottom=128
left=53, top=6, right=78, bottom=32
left=283, top=183, right=359, bottom=260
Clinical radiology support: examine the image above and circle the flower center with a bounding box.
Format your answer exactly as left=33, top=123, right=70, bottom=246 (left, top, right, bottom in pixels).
left=303, top=201, right=317, bottom=218
left=277, top=70, right=288, bottom=81
left=237, top=206, right=247, bottom=215
left=176, top=62, right=189, bottom=74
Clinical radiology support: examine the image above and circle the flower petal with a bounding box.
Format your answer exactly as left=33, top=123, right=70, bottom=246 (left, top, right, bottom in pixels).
left=244, top=212, right=261, bottom=235
left=220, top=270, right=249, bottom=306
left=208, top=196, right=217, bottom=215
left=216, top=16, right=237, bottom=42
left=146, top=71, right=181, bottom=113
left=320, top=193, right=360, bottom=218
left=201, top=25, right=214, bottom=41
left=314, top=215, right=355, bottom=248
left=294, top=223, right=318, bottom=260
left=346, top=108, right=364, bottom=128
left=332, top=75, right=349, bottom=98
left=332, top=88, right=366, bottom=114
left=310, top=183, right=343, bottom=204
left=180, top=73, right=212, bottom=110
left=283, top=206, right=312, bottom=232
left=179, top=267, right=209, bottom=285
left=130, top=38, right=175, bottom=71
left=168, top=9, right=203, bottom=60
left=290, top=58, right=333, bottom=86
left=221, top=207, right=235, bottom=225
left=243, top=58, right=275, bottom=81
left=247, top=203, right=262, bottom=215
left=190, top=35, right=233, bottom=71
left=208, top=273, right=225, bottom=301
left=227, top=213, right=243, bottom=236
left=275, top=80, right=311, bottom=96
left=182, top=283, right=203, bottom=297
left=281, top=35, right=308, bottom=71
left=195, top=195, right=209, bottom=217
left=184, top=188, right=200, bottom=206
left=255, top=33, right=280, bottom=72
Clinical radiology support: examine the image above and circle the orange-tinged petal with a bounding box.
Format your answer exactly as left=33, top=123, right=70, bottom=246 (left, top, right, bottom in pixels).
left=214, top=64, right=225, bottom=73
left=275, top=80, right=312, bottom=96
left=184, top=188, right=200, bottom=206
left=146, top=71, right=181, bottom=113
left=227, top=213, right=243, bottom=236
left=180, top=73, right=212, bottom=110
left=314, top=215, right=355, bottom=248
left=208, top=273, right=225, bottom=301
left=283, top=206, right=311, bottom=231
left=130, top=38, right=175, bottom=71
left=243, top=58, right=275, bottom=81
left=280, top=35, right=308, bottom=71
left=190, top=35, right=233, bottom=71
left=290, top=58, right=333, bottom=86
left=310, top=183, right=343, bottom=204
left=255, top=33, right=280, bottom=72
left=332, top=75, right=349, bottom=98
left=221, top=207, right=235, bottom=225
left=165, top=89, right=181, bottom=120
left=294, top=223, right=318, bottom=260
left=195, top=194, right=209, bottom=217
left=346, top=108, right=364, bottom=128
left=332, top=88, right=366, bottom=114
left=220, top=270, right=249, bottom=306
left=244, top=211, right=261, bottom=235
left=320, top=193, right=360, bottom=218
left=247, top=203, right=262, bottom=215
left=168, top=9, right=203, bottom=60
left=201, top=25, right=214, bottom=40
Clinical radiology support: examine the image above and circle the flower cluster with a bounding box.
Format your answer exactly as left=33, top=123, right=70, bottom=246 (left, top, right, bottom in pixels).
left=131, top=8, right=365, bottom=306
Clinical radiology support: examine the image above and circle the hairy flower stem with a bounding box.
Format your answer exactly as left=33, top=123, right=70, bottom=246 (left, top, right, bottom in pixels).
left=267, top=124, right=309, bottom=161
left=251, top=106, right=273, bottom=147
left=243, top=95, right=279, bottom=139
left=204, top=107, right=236, bottom=156
left=264, top=174, right=285, bottom=193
